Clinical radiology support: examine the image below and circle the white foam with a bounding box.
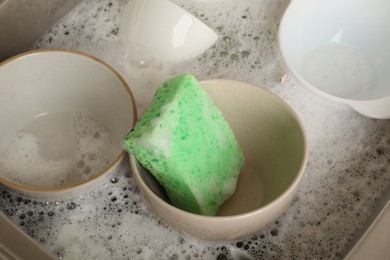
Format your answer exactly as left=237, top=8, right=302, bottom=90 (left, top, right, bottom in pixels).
left=0, top=131, right=74, bottom=188
left=7, top=0, right=387, bottom=259
left=47, top=173, right=217, bottom=259
left=302, top=44, right=376, bottom=99
left=140, top=106, right=177, bottom=156
left=0, top=111, right=115, bottom=188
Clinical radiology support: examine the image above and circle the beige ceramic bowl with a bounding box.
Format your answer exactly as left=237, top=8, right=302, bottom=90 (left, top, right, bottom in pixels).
left=0, top=49, right=137, bottom=201
left=130, top=79, right=308, bottom=241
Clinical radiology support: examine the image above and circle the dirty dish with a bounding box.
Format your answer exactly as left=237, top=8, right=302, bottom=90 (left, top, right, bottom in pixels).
left=130, top=78, right=308, bottom=241
left=279, top=0, right=390, bottom=119
left=0, top=49, right=137, bottom=201
left=120, top=0, right=218, bottom=62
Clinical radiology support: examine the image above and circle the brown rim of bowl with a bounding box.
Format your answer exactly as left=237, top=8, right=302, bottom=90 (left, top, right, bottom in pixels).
left=130, top=78, right=308, bottom=220
left=0, top=49, right=138, bottom=193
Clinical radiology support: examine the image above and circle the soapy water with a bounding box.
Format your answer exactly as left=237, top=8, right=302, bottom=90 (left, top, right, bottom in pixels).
left=0, top=169, right=225, bottom=259
left=9, top=0, right=389, bottom=259
left=302, top=44, right=376, bottom=99
left=31, top=0, right=287, bottom=111
left=0, top=111, right=115, bottom=188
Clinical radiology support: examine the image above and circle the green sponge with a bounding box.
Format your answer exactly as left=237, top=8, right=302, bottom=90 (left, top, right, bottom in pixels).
left=123, top=74, right=244, bottom=215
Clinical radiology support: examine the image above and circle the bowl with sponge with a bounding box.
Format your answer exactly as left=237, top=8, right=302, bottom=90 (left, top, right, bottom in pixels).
left=124, top=74, right=308, bottom=241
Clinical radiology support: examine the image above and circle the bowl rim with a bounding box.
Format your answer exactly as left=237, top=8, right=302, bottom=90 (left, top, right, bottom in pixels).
left=130, top=78, right=308, bottom=220
left=0, top=49, right=138, bottom=194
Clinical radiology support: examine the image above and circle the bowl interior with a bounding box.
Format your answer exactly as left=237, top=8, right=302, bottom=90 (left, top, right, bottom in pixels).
left=280, top=0, right=390, bottom=100
left=0, top=50, right=136, bottom=190
left=133, top=79, right=307, bottom=216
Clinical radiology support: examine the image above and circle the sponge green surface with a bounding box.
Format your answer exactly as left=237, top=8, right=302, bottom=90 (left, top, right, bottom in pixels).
left=123, top=74, right=244, bottom=215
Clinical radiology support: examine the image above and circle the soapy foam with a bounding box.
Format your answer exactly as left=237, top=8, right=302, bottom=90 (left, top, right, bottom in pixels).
left=302, top=44, right=376, bottom=99
left=1, top=0, right=385, bottom=259
left=0, top=163, right=220, bottom=259
left=31, top=0, right=287, bottom=112
left=0, top=111, right=115, bottom=188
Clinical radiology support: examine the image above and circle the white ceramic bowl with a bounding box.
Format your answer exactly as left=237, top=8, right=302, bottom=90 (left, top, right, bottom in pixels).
left=279, top=0, right=390, bottom=119
left=0, top=49, right=137, bottom=201
left=120, top=0, right=218, bottom=62
left=130, top=79, right=308, bottom=241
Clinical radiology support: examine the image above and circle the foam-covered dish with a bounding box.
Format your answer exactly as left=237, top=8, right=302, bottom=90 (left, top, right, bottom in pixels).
left=130, top=78, right=308, bottom=241
left=0, top=49, right=137, bottom=201
left=279, top=0, right=390, bottom=119
left=119, top=0, right=218, bottom=62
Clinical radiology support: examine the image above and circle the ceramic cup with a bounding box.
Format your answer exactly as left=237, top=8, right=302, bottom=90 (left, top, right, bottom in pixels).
left=130, top=79, right=308, bottom=241
left=0, top=49, right=137, bottom=201
left=279, top=0, right=390, bottom=119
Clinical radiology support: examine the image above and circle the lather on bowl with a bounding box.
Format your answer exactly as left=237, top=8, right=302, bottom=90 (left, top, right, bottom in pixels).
left=0, top=49, right=137, bottom=201
left=130, top=79, right=308, bottom=241
left=279, top=0, right=390, bottom=119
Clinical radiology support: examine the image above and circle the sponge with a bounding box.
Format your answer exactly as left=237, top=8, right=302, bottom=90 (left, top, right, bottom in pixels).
left=123, top=74, right=244, bottom=215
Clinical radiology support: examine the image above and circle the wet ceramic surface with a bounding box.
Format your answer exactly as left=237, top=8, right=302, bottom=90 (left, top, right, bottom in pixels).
left=0, top=0, right=389, bottom=259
